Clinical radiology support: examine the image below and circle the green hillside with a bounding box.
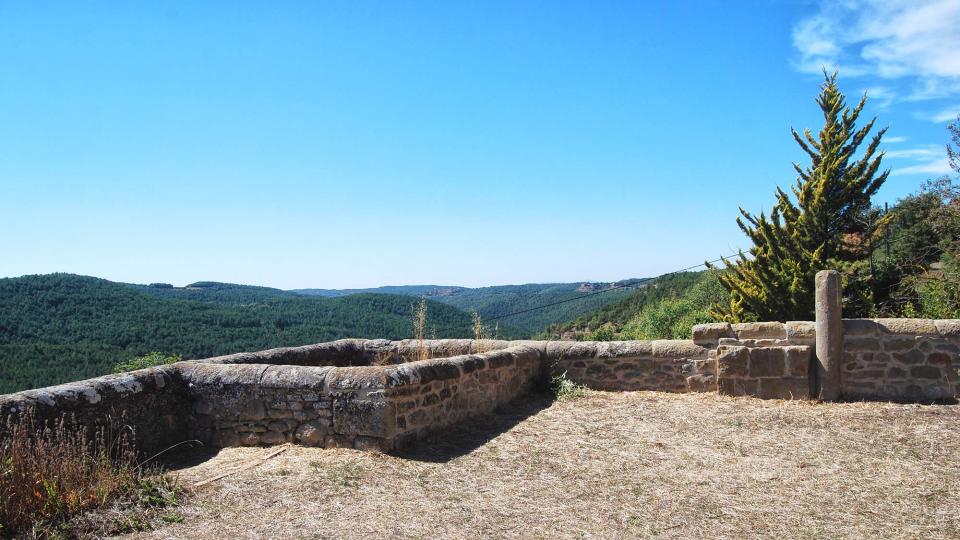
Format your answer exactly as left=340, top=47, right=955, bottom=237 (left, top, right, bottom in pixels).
left=297, top=280, right=644, bottom=335
left=542, top=272, right=706, bottom=339
left=0, top=274, right=477, bottom=394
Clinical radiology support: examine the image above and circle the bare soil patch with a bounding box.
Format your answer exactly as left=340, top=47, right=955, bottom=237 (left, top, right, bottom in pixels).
left=131, top=392, right=960, bottom=539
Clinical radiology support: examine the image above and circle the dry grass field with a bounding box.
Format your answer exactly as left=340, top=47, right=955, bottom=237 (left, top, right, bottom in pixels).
left=130, top=391, right=960, bottom=540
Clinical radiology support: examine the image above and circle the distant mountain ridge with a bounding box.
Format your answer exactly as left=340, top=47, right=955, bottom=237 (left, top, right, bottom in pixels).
left=295, top=279, right=647, bottom=334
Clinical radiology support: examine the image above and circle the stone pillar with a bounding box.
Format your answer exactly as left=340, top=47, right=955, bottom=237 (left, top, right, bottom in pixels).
left=814, top=270, right=843, bottom=400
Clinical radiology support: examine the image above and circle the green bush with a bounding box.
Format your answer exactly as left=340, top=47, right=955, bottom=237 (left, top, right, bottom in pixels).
left=112, top=352, right=182, bottom=373
left=621, top=271, right=730, bottom=339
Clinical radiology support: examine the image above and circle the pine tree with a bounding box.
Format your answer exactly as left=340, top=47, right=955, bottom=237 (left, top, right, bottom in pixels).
left=711, top=72, right=889, bottom=322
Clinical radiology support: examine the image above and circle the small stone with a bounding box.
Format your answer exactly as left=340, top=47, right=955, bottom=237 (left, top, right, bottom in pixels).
left=294, top=421, right=326, bottom=446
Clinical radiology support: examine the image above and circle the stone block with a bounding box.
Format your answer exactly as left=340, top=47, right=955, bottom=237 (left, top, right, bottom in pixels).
left=785, top=347, right=811, bottom=377
left=732, top=322, right=785, bottom=340
left=748, top=348, right=785, bottom=378
left=692, top=323, right=733, bottom=345
left=717, top=347, right=748, bottom=378
left=333, top=398, right=392, bottom=438
left=874, top=318, right=939, bottom=336
left=295, top=421, right=326, bottom=446
left=928, top=353, right=952, bottom=366
left=934, top=320, right=960, bottom=337
left=652, top=340, right=707, bottom=359
left=785, top=321, right=816, bottom=342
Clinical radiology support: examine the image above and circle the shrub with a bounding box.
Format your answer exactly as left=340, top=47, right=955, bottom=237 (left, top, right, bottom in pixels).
left=550, top=372, right=590, bottom=401
left=113, top=352, right=182, bottom=373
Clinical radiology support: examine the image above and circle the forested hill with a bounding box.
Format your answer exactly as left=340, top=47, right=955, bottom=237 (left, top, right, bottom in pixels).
left=542, top=272, right=706, bottom=338
left=0, top=274, right=477, bottom=394
left=296, top=280, right=645, bottom=334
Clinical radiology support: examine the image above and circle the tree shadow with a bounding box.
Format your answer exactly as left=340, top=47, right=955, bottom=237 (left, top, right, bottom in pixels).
left=391, top=391, right=555, bottom=463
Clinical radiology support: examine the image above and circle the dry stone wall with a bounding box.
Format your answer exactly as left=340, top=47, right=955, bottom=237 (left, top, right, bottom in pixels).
left=0, top=365, right=189, bottom=454
left=544, top=340, right=714, bottom=392
left=3, top=316, right=960, bottom=455
left=842, top=319, right=960, bottom=401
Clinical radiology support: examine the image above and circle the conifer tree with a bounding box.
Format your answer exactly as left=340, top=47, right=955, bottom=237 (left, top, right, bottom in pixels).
left=711, top=72, right=889, bottom=322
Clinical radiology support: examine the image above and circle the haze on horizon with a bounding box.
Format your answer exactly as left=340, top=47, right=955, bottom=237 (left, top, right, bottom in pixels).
left=2, top=1, right=958, bottom=290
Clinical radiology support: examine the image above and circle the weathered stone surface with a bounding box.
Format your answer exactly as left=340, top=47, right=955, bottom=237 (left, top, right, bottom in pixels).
left=733, top=322, right=786, bottom=340
left=935, top=320, right=960, bottom=337
left=748, top=348, right=785, bottom=378
left=717, top=347, right=749, bottom=378
left=785, top=347, right=811, bottom=377
left=295, top=421, right=326, bottom=446
left=692, top=323, right=733, bottom=345
left=652, top=340, right=707, bottom=358
left=785, top=321, right=816, bottom=341
left=874, top=318, right=939, bottom=336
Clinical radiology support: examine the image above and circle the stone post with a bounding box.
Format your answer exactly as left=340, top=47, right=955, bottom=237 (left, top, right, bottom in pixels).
left=814, top=270, right=843, bottom=401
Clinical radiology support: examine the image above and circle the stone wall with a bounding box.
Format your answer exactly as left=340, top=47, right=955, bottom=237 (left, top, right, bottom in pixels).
left=694, top=321, right=815, bottom=399
left=0, top=365, right=189, bottom=454
left=382, top=346, right=543, bottom=448
left=842, top=319, right=960, bottom=401
left=543, top=340, right=714, bottom=392
left=180, top=345, right=544, bottom=451
left=3, top=320, right=959, bottom=455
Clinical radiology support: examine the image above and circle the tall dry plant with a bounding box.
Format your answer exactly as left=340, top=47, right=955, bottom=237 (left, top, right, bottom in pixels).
left=0, top=415, right=142, bottom=534
left=412, top=298, right=429, bottom=361
left=473, top=311, right=498, bottom=353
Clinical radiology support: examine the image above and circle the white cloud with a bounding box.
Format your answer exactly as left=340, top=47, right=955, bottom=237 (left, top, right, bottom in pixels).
left=884, top=136, right=907, bottom=143
left=885, top=147, right=938, bottom=159
left=891, top=158, right=952, bottom=176
left=792, top=1, right=960, bottom=100
left=885, top=143, right=952, bottom=176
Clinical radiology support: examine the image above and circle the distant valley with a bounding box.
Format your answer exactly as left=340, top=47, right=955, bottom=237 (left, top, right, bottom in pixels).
left=0, top=274, right=647, bottom=393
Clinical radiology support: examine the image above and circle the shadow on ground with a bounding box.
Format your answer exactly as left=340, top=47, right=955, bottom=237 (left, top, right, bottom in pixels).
left=156, top=392, right=557, bottom=470
left=392, top=391, right=555, bottom=463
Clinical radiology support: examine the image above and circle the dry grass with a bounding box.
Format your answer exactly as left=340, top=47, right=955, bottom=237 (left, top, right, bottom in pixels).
left=133, top=392, right=960, bottom=540
left=0, top=416, right=182, bottom=537
left=413, top=299, right=429, bottom=362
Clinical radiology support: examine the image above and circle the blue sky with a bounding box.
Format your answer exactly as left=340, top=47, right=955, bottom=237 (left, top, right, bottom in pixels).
left=1, top=1, right=958, bottom=289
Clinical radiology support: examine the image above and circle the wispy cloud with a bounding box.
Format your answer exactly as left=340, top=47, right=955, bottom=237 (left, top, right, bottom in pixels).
left=885, top=144, right=952, bottom=176
left=884, top=136, right=907, bottom=143
left=917, top=104, right=960, bottom=123
left=792, top=1, right=960, bottom=100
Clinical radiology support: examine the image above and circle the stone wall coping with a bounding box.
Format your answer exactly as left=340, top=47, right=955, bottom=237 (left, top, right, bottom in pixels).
left=844, top=318, right=959, bottom=337
left=0, top=364, right=181, bottom=416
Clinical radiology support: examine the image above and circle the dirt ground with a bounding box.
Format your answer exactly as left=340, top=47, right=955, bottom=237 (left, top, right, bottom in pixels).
left=131, top=391, right=960, bottom=540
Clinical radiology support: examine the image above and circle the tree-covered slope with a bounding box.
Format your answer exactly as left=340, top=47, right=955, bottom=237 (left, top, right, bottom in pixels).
left=542, top=272, right=705, bottom=338
left=0, top=274, right=475, bottom=393
left=297, top=281, right=645, bottom=335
